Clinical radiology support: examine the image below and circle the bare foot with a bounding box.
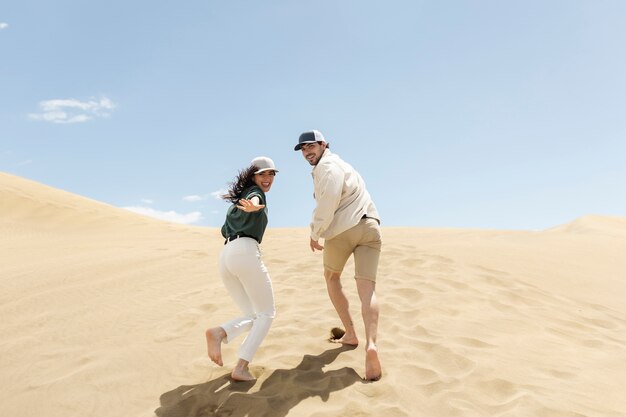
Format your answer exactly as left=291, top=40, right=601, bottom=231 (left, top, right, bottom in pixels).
left=231, top=365, right=256, bottom=382
left=205, top=327, right=225, bottom=366
left=329, top=327, right=359, bottom=346
left=330, top=335, right=359, bottom=346
left=365, top=345, right=382, bottom=381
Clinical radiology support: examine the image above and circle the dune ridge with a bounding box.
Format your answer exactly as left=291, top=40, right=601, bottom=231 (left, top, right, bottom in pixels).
left=0, top=172, right=193, bottom=233
left=548, top=214, right=626, bottom=237
left=2, top=172, right=626, bottom=417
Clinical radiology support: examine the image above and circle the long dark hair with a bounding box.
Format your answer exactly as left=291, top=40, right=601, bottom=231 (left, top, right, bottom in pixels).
left=222, top=165, right=257, bottom=204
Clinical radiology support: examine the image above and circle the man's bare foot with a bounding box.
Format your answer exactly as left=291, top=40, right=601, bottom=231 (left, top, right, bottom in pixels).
left=331, top=335, right=359, bottom=346
left=365, top=345, right=382, bottom=381
left=329, top=327, right=359, bottom=346
left=205, top=327, right=225, bottom=366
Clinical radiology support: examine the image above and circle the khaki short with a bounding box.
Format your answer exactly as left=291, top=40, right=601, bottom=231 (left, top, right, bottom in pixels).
left=323, top=218, right=382, bottom=281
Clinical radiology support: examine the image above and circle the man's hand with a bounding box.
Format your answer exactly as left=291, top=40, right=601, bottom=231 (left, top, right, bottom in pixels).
left=310, top=238, right=324, bottom=252
left=236, top=198, right=265, bottom=212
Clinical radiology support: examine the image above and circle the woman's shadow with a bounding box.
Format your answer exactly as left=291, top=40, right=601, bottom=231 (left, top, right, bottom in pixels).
left=155, top=345, right=362, bottom=417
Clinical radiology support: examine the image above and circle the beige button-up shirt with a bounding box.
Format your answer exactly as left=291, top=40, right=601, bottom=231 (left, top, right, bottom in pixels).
left=310, top=149, right=380, bottom=241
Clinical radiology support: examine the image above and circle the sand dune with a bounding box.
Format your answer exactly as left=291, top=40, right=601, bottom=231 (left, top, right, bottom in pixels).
left=2, top=172, right=626, bottom=417
left=548, top=214, right=626, bottom=237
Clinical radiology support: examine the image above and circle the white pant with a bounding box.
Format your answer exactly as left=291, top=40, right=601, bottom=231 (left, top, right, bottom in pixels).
left=219, top=237, right=275, bottom=362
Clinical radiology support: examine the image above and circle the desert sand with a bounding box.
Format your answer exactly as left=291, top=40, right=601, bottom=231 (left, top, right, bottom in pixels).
left=2, top=171, right=626, bottom=417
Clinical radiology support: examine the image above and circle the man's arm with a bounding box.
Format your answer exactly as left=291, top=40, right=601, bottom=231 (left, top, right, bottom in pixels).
left=310, top=237, right=324, bottom=252
left=310, top=163, right=343, bottom=244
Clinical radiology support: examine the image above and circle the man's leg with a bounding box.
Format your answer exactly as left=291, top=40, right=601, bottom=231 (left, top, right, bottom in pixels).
left=352, top=218, right=382, bottom=380
left=324, top=269, right=358, bottom=346
left=356, top=277, right=381, bottom=381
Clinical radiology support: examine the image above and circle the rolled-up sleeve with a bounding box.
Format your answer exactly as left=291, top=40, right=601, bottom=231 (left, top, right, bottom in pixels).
left=310, top=163, right=343, bottom=241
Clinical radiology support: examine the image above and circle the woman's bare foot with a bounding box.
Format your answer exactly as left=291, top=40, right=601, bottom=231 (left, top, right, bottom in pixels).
left=231, top=359, right=255, bottom=382
left=231, top=368, right=255, bottom=381
left=365, top=345, right=382, bottom=381
left=205, top=327, right=226, bottom=366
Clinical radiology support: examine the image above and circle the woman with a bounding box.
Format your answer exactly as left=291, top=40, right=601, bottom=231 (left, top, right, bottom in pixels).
left=205, top=156, right=278, bottom=381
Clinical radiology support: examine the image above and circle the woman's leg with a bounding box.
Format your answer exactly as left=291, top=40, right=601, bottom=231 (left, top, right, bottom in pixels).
left=208, top=239, right=275, bottom=380
left=232, top=243, right=275, bottom=364
left=206, top=244, right=255, bottom=366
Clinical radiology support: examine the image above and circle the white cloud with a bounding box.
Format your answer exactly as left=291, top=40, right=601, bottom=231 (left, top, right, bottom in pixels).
left=123, top=206, right=203, bottom=225
left=183, top=195, right=206, bottom=202
left=211, top=189, right=227, bottom=200
left=29, top=97, right=116, bottom=124
left=140, top=198, right=154, bottom=204
left=183, top=190, right=226, bottom=202
left=17, top=159, right=33, bottom=166
left=0, top=23, right=8, bottom=30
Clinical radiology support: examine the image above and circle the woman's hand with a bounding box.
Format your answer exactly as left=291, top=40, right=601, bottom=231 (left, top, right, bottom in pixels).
left=237, top=198, right=265, bottom=212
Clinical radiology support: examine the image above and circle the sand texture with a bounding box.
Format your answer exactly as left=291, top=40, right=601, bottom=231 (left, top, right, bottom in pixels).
left=2, top=171, right=626, bottom=417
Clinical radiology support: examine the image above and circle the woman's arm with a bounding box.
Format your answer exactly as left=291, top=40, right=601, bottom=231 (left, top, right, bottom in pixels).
left=237, top=196, right=265, bottom=212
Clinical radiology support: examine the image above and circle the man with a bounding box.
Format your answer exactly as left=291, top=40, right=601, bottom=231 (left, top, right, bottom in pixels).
left=294, top=130, right=382, bottom=381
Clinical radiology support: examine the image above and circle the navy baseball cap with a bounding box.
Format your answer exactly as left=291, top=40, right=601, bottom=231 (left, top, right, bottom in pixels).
left=294, top=130, right=326, bottom=151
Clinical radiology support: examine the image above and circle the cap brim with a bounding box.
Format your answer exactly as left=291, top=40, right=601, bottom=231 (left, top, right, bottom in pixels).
left=254, top=168, right=278, bottom=174
left=294, top=141, right=317, bottom=151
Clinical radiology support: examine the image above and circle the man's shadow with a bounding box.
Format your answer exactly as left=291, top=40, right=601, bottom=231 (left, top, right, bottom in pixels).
left=155, top=345, right=362, bottom=417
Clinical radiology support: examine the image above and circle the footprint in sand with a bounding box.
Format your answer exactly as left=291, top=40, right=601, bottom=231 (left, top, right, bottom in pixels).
left=154, top=309, right=205, bottom=342
left=414, top=341, right=476, bottom=378
left=453, top=337, right=496, bottom=349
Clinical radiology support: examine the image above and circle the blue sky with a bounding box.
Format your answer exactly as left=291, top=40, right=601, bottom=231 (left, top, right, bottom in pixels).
left=2, top=1, right=625, bottom=230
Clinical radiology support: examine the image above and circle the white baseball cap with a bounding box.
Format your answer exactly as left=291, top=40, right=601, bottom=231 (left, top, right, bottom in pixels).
left=251, top=156, right=279, bottom=174
left=294, top=130, right=327, bottom=151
